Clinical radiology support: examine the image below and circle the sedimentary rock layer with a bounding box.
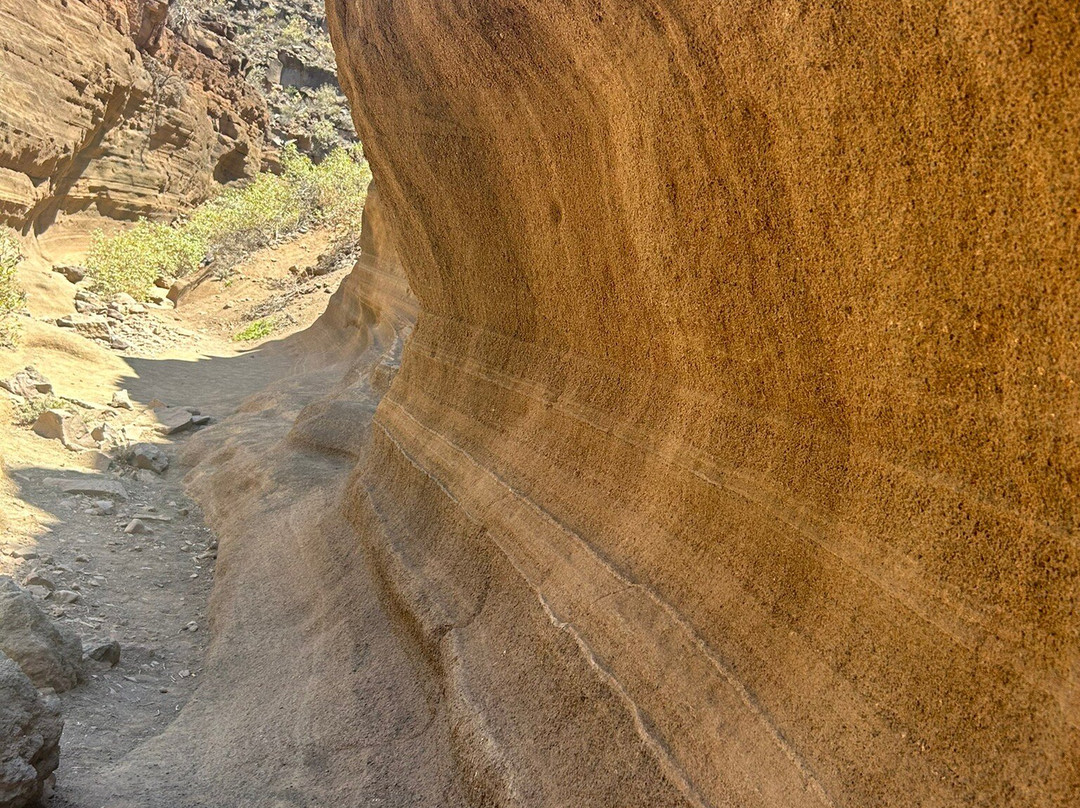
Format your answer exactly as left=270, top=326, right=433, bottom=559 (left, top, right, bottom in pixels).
left=0, top=0, right=265, bottom=232
left=324, top=1, right=1080, bottom=806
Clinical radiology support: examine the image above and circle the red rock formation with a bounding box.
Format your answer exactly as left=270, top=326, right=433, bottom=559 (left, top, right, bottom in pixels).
left=323, top=1, right=1080, bottom=806
left=0, top=0, right=266, bottom=233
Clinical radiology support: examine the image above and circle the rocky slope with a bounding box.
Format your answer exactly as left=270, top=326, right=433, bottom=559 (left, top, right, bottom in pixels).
left=0, top=0, right=266, bottom=235
left=305, top=1, right=1078, bottom=806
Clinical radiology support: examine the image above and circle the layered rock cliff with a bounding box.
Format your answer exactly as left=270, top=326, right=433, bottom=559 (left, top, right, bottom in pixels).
left=318, top=1, right=1080, bottom=806
left=0, top=0, right=266, bottom=233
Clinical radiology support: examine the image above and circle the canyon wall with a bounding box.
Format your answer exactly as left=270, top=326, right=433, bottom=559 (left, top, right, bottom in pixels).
left=325, top=1, right=1079, bottom=806
left=0, top=0, right=265, bottom=234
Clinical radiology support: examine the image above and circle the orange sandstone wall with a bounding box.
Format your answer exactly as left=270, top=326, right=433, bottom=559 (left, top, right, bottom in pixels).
left=328, top=2, right=1079, bottom=806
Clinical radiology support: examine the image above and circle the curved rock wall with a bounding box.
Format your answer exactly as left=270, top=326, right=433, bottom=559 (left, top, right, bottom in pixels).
left=0, top=0, right=266, bottom=233
left=324, top=2, right=1079, bottom=806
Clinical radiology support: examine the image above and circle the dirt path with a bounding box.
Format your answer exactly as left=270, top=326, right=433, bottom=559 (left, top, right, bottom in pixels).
left=0, top=230, right=359, bottom=806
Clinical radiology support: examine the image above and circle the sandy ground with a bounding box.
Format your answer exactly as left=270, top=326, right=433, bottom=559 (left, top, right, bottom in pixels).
left=0, top=229, right=354, bottom=806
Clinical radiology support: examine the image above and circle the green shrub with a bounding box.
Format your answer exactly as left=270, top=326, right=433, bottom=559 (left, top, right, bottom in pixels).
left=12, top=394, right=63, bottom=426
left=277, top=17, right=308, bottom=46
left=233, top=318, right=275, bottom=342
left=0, top=228, right=26, bottom=347
left=86, top=221, right=206, bottom=299
left=85, top=145, right=372, bottom=299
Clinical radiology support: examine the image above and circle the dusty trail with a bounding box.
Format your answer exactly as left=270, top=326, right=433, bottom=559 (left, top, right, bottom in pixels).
left=0, top=233, right=440, bottom=806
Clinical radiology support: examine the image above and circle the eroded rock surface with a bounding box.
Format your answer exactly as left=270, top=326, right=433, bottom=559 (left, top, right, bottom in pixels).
left=316, top=1, right=1080, bottom=806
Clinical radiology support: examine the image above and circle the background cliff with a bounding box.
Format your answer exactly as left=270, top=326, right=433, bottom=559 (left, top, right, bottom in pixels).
left=0, top=0, right=267, bottom=237
left=320, top=1, right=1080, bottom=806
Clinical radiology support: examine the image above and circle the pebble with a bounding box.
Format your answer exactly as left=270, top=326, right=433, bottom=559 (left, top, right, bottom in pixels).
left=124, top=519, right=151, bottom=535
left=50, top=590, right=81, bottom=604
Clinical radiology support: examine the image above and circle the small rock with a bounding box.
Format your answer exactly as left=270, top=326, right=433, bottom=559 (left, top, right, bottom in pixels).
left=113, top=292, right=139, bottom=311
left=84, top=640, right=121, bottom=667
left=92, top=500, right=115, bottom=516
left=183, top=621, right=198, bottom=633
left=82, top=450, right=113, bottom=472
left=10, top=548, right=38, bottom=560
left=23, top=585, right=50, bottom=601
left=128, top=442, right=169, bottom=474
left=153, top=407, right=197, bottom=435
left=65, top=397, right=98, bottom=410
left=49, top=590, right=80, bottom=605
left=74, top=555, right=90, bottom=563
left=32, top=409, right=98, bottom=450
left=90, top=424, right=115, bottom=443
left=134, top=510, right=175, bottom=523
left=124, top=519, right=151, bottom=535
left=111, top=390, right=134, bottom=410
left=22, top=572, right=55, bottom=591
left=56, top=313, right=112, bottom=341
left=53, top=264, right=87, bottom=283
left=109, top=336, right=132, bottom=351
left=0, top=366, right=53, bottom=398
left=44, top=477, right=128, bottom=500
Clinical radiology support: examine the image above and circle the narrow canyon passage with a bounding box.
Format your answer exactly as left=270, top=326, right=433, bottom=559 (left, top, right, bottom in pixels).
left=1, top=1, right=1077, bottom=806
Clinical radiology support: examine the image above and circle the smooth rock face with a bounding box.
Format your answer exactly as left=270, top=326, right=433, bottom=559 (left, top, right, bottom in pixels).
left=0, top=578, right=83, bottom=692
left=326, top=2, right=1080, bottom=806
left=0, top=652, right=63, bottom=808
left=0, top=0, right=266, bottom=230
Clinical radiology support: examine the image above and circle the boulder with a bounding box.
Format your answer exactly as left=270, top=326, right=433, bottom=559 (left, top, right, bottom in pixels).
left=110, top=390, right=134, bottom=410
left=128, top=442, right=169, bottom=474
left=32, top=409, right=97, bottom=450
left=0, top=367, right=52, bottom=399
left=0, top=652, right=63, bottom=808
left=0, top=578, right=82, bottom=692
